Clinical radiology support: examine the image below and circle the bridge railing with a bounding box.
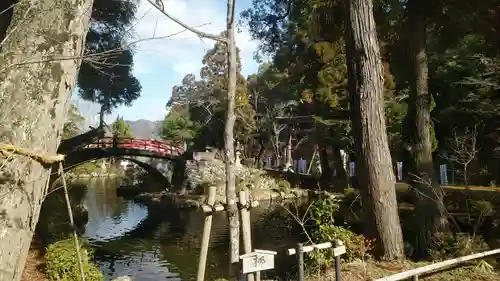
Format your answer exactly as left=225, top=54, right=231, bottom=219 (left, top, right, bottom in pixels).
left=85, top=137, right=185, bottom=156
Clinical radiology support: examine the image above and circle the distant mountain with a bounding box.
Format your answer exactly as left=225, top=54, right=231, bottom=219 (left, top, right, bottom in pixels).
left=125, top=119, right=162, bottom=139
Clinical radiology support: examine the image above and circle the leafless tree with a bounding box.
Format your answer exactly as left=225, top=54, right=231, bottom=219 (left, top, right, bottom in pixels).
left=442, top=125, right=480, bottom=187
left=257, top=101, right=297, bottom=166
left=146, top=0, right=240, bottom=278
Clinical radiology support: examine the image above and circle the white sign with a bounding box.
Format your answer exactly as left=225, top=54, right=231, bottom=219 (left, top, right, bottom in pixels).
left=333, top=245, right=346, bottom=256
left=349, top=162, right=355, bottom=176
left=439, top=164, right=448, bottom=185
left=396, top=161, right=403, bottom=181
left=239, top=249, right=277, bottom=274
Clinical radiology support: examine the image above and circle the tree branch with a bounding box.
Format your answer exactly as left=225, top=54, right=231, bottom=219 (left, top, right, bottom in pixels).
left=146, top=0, right=227, bottom=43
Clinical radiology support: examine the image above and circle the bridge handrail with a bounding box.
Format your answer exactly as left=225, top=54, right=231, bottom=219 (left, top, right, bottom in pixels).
left=373, top=248, right=500, bottom=281
left=95, top=137, right=183, bottom=149
left=87, top=137, right=185, bottom=156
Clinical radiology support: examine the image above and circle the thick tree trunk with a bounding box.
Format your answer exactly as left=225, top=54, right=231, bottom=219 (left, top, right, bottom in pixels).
left=225, top=0, right=240, bottom=278
left=0, top=0, right=93, bottom=279
left=343, top=0, right=405, bottom=260
left=406, top=0, right=449, bottom=257
left=332, top=145, right=348, bottom=192
left=318, top=146, right=332, bottom=189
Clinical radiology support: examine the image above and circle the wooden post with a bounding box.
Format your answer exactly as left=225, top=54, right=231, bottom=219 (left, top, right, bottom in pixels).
left=334, top=240, right=343, bottom=281
left=297, top=243, right=304, bottom=281
left=239, top=189, right=255, bottom=281
left=197, top=185, right=216, bottom=281
left=307, top=147, right=317, bottom=174
left=288, top=241, right=346, bottom=281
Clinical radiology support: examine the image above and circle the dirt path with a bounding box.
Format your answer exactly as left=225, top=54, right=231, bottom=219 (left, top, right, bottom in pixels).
left=21, top=250, right=47, bottom=281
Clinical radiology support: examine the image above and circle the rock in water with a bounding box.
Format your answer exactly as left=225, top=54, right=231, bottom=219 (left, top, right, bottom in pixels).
left=112, top=276, right=132, bottom=281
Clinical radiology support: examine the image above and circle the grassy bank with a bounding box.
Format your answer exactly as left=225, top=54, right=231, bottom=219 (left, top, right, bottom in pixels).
left=306, top=260, right=500, bottom=281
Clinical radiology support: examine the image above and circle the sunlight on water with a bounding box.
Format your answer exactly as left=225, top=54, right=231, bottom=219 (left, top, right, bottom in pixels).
left=79, top=178, right=300, bottom=281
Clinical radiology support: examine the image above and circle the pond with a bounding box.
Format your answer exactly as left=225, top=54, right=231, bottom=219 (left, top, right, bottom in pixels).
left=79, top=178, right=303, bottom=281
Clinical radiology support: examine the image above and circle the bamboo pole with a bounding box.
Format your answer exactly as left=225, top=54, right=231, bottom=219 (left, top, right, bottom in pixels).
left=58, top=163, right=86, bottom=281
left=239, top=189, right=255, bottom=281
left=374, top=248, right=500, bottom=281
left=196, top=185, right=217, bottom=281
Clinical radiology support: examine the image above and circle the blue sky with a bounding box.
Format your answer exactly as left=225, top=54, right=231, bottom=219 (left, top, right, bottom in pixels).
left=75, top=0, right=260, bottom=127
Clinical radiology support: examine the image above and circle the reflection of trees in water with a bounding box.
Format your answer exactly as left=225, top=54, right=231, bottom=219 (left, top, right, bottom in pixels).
left=153, top=202, right=303, bottom=281
left=86, top=178, right=129, bottom=221
left=36, top=182, right=89, bottom=246
left=82, top=182, right=307, bottom=281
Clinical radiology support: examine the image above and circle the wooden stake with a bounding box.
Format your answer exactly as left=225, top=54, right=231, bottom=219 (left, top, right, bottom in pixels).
left=58, top=163, right=86, bottom=281
left=197, top=185, right=216, bottom=281
left=239, top=189, right=255, bottom=281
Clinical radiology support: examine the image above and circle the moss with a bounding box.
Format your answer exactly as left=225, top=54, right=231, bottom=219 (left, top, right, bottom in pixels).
left=36, top=42, right=51, bottom=52
left=49, top=108, right=56, bottom=120
left=51, top=62, right=64, bottom=90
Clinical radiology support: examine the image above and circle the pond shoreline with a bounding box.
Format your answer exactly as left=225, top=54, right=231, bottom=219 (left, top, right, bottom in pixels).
left=130, top=188, right=344, bottom=210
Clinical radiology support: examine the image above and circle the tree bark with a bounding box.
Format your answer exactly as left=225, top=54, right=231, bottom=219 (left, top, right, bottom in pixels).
left=406, top=0, right=449, bottom=257
left=225, top=0, right=240, bottom=278
left=332, top=145, right=348, bottom=192
left=343, top=0, right=405, bottom=260
left=318, top=146, right=332, bottom=189
left=0, top=0, right=93, bottom=279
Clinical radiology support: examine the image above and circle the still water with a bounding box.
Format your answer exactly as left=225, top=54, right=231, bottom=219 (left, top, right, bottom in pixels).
left=80, top=178, right=301, bottom=281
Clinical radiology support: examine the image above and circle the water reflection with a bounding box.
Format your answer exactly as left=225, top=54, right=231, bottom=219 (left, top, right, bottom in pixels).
left=84, top=178, right=148, bottom=242
left=81, top=178, right=301, bottom=281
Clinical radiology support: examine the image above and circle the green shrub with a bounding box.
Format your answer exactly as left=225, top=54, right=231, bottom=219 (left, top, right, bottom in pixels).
left=470, top=200, right=493, bottom=216
left=44, top=238, right=103, bottom=281
left=306, top=198, right=372, bottom=271
left=73, top=162, right=100, bottom=175
left=429, top=233, right=488, bottom=260
left=343, top=187, right=359, bottom=200
left=277, top=179, right=291, bottom=191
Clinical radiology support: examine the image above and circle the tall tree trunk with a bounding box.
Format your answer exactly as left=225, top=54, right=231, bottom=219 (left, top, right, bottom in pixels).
left=0, top=0, right=93, bottom=279
left=343, top=0, right=405, bottom=260
left=332, top=145, right=348, bottom=192
left=225, top=0, right=240, bottom=278
left=406, top=0, right=448, bottom=257
left=285, top=126, right=292, bottom=170
left=318, top=145, right=332, bottom=189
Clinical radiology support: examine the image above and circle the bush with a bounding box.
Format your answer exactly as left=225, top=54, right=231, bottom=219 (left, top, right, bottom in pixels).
left=429, top=233, right=488, bottom=260
left=306, top=198, right=372, bottom=270
left=73, top=162, right=100, bottom=175
left=44, top=238, right=103, bottom=281
left=277, top=179, right=291, bottom=191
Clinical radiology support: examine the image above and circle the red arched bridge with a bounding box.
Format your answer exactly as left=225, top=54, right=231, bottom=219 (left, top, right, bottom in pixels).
left=84, top=137, right=185, bottom=157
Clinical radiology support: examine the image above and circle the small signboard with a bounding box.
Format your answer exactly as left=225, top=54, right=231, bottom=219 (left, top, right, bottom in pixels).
left=239, top=249, right=277, bottom=274
left=333, top=245, right=346, bottom=257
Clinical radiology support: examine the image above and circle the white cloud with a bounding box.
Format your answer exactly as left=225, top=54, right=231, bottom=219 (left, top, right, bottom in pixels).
left=105, top=0, right=261, bottom=121
left=131, top=0, right=259, bottom=76
left=172, top=61, right=198, bottom=75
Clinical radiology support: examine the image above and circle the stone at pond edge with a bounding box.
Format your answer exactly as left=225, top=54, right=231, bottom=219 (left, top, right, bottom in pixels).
left=112, top=276, right=132, bottom=281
